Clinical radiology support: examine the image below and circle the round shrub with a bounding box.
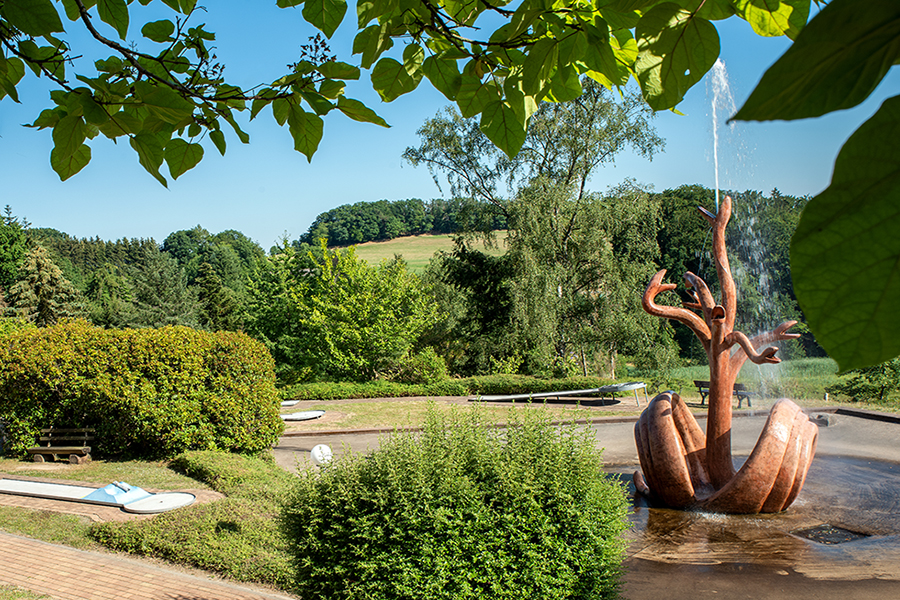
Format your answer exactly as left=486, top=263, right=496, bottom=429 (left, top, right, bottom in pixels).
left=0, top=319, right=283, bottom=458
left=387, top=347, right=449, bottom=384
left=282, top=405, right=629, bottom=599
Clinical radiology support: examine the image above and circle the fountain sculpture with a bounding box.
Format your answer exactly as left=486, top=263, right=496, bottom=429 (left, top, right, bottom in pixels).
left=634, top=195, right=818, bottom=514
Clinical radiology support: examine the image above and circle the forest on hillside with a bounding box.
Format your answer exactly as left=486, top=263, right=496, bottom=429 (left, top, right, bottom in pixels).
left=0, top=182, right=817, bottom=384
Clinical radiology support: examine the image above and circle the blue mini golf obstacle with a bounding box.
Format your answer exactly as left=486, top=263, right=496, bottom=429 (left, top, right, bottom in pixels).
left=0, top=478, right=195, bottom=514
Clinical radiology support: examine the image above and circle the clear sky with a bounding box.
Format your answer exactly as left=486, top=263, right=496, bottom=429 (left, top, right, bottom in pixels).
left=3, top=3, right=898, bottom=250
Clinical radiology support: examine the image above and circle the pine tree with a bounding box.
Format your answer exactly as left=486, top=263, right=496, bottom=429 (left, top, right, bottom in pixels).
left=196, top=262, right=241, bottom=331
left=7, top=245, right=82, bottom=326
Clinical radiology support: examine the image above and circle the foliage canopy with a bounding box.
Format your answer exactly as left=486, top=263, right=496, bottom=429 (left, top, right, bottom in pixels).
left=3, top=0, right=898, bottom=369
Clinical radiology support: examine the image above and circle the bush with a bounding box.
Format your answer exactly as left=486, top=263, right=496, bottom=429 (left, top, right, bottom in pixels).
left=282, top=405, right=629, bottom=599
left=386, top=347, right=449, bottom=384
left=0, top=320, right=283, bottom=458
left=826, top=358, right=900, bottom=403
left=278, top=375, right=616, bottom=402
left=465, top=374, right=615, bottom=397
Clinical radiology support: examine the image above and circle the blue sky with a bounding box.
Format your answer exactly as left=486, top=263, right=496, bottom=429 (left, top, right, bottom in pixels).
left=3, top=4, right=898, bottom=250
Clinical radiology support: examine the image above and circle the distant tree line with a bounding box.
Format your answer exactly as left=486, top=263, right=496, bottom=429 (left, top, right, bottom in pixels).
left=299, top=198, right=508, bottom=247
left=0, top=220, right=265, bottom=333
left=0, top=178, right=813, bottom=386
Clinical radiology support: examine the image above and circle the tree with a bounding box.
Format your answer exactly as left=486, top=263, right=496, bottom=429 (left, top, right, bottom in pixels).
left=247, top=240, right=438, bottom=381
left=3, top=0, right=895, bottom=369
left=0, top=206, right=27, bottom=294
left=410, top=80, right=668, bottom=376
left=6, top=245, right=82, bottom=326
left=196, top=261, right=242, bottom=331
left=84, top=263, right=135, bottom=327
left=430, top=241, right=516, bottom=375
left=404, top=80, right=663, bottom=216
left=128, top=246, right=199, bottom=328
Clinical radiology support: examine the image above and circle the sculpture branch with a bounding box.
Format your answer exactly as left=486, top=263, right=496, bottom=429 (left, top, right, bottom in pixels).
left=725, top=331, right=780, bottom=364
left=643, top=269, right=711, bottom=348
left=682, top=271, right=719, bottom=322
left=699, top=199, right=737, bottom=332
left=729, top=320, right=800, bottom=373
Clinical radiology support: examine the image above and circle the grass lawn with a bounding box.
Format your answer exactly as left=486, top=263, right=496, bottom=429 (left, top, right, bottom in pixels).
left=280, top=398, right=644, bottom=432
left=351, top=232, right=507, bottom=272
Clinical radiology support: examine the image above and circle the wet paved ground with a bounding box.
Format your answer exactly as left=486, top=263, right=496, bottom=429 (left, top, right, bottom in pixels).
left=278, top=407, right=900, bottom=599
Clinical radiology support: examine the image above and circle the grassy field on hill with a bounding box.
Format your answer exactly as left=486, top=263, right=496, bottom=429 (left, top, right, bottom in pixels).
left=351, top=232, right=507, bottom=272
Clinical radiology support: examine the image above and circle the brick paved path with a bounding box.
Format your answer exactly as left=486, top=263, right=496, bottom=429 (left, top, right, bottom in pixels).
left=0, top=532, right=298, bottom=600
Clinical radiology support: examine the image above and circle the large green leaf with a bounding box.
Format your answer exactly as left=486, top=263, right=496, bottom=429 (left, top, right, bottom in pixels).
left=75, top=90, right=108, bottom=125
left=423, top=54, right=462, bottom=101
left=318, top=61, right=360, bottom=80
left=548, top=64, right=583, bottom=102
left=287, top=105, right=323, bottom=161
left=141, top=19, right=176, bottom=43
left=582, top=22, right=629, bottom=88
left=97, top=0, right=129, bottom=40
left=51, top=114, right=86, bottom=159
left=371, top=57, right=419, bottom=102
left=134, top=81, right=194, bottom=125
left=734, top=0, right=900, bottom=122
left=352, top=23, right=394, bottom=69
left=50, top=143, right=91, bottom=181
left=521, top=37, right=558, bottom=96
left=336, top=97, right=389, bottom=127
left=98, top=111, right=143, bottom=138
left=302, top=0, right=347, bottom=38
left=635, top=3, right=720, bottom=110
left=479, top=100, right=527, bottom=159
left=0, top=57, right=26, bottom=102
left=3, top=0, right=64, bottom=36
left=300, top=91, right=335, bottom=116
left=456, top=74, right=500, bottom=118
left=735, top=0, right=809, bottom=39
left=790, top=96, right=900, bottom=371
left=130, top=132, right=168, bottom=186
left=209, top=129, right=226, bottom=155
left=164, top=138, right=204, bottom=179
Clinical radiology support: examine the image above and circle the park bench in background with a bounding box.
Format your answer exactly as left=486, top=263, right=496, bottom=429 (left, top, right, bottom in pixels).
left=693, top=380, right=754, bottom=408
left=27, top=427, right=95, bottom=464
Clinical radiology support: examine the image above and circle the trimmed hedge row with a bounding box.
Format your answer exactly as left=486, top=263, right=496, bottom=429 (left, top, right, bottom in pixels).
left=0, top=320, right=283, bottom=458
left=278, top=375, right=616, bottom=401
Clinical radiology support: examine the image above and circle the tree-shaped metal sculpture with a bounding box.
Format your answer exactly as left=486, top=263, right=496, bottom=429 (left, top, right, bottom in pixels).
left=634, top=196, right=818, bottom=513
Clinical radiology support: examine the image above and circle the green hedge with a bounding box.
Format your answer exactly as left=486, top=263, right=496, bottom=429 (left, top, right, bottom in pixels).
left=0, top=320, right=283, bottom=458
left=283, top=405, right=629, bottom=599
left=279, top=375, right=616, bottom=401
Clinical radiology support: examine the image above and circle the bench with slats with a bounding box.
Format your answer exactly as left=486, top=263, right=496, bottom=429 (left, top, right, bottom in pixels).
left=693, top=381, right=755, bottom=408
left=26, top=428, right=95, bottom=464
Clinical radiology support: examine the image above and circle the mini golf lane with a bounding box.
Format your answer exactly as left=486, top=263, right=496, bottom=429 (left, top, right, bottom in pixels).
left=0, top=478, right=195, bottom=514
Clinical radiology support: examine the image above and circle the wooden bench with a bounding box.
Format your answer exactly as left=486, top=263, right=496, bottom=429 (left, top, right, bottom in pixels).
left=26, top=427, right=95, bottom=464
left=693, top=381, right=754, bottom=408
